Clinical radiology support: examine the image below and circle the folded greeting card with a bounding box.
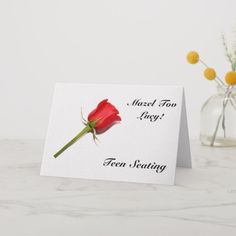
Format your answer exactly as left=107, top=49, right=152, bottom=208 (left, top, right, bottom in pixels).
left=40, top=83, right=191, bottom=185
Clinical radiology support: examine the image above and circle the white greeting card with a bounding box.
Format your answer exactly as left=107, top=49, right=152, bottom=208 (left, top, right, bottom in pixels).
left=40, top=83, right=191, bottom=185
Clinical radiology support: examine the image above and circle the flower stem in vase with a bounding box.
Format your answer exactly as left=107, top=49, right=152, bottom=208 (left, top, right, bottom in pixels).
left=222, top=96, right=227, bottom=138
left=230, top=97, right=236, bottom=110
left=210, top=87, right=232, bottom=146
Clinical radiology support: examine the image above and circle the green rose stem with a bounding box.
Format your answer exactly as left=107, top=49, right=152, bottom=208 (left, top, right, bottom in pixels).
left=54, top=121, right=96, bottom=158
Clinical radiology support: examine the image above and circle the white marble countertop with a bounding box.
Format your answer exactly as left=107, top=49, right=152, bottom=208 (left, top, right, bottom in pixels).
left=0, top=140, right=236, bottom=236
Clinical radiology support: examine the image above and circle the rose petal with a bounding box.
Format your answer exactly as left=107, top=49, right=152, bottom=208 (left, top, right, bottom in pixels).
left=95, top=113, right=121, bottom=133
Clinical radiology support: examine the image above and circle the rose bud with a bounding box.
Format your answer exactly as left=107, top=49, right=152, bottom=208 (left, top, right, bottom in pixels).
left=88, top=99, right=121, bottom=133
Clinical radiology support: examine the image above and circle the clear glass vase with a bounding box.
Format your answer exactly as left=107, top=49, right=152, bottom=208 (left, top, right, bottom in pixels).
left=200, top=86, right=236, bottom=147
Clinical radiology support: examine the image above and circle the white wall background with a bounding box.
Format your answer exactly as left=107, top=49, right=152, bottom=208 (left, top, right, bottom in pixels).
left=1, top=0, right=236, bottom=139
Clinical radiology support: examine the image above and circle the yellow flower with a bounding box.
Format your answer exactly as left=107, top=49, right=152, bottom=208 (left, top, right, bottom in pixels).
left=186, top=51, right=199, bottom=64
left=204, top=68, right=216, bottom=80
left=225, top=71, right=236, bottom=85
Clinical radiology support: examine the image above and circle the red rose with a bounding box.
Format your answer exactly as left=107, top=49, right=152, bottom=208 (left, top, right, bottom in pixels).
left=88, top=99, right=121, bottom=133
left=54, top=99, right=121, bottom=158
